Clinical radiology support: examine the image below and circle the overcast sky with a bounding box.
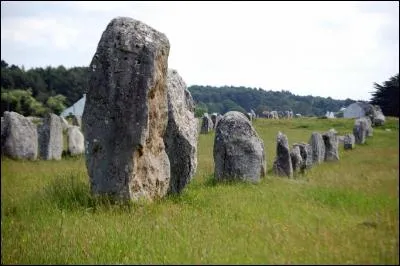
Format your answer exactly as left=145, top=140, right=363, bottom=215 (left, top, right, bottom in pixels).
left=1, top=1, right=399, bottom=101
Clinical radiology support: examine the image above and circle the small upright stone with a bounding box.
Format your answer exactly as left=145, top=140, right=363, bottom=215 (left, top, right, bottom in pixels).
left=322, top=131, right=339, bottom=161
left=214, top=111, right=266, bottom=183
left=200, top=113, right=213, bottom=134
left=2, top=111, right=38, bottom=160
left=71, top=115, right=82, bottom=128
left=290, top=145, right=302, bottom=173
left=37, top=113, right=63, bottom=160
left=68, top=126, right=85, bottom=156
left=273, top=132, right=293, bottom=178
left=365, top=117, right=373, bottom=137
left=309, top=132, right=325, bottom=164
left=353, top=118, right=368, bottom=144
left=293, top=142, right=313, bottom=172
left=343, top=133, right=355, bottom=150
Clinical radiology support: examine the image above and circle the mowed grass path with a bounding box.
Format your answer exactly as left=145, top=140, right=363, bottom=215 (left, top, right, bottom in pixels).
left=1, top=117, right=399, bottom=264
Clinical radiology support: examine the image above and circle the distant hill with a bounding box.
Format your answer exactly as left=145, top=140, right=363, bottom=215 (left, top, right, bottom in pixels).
left=188, top=85, right=356, bottom=117
left=1, top=59, right=356, bottom=117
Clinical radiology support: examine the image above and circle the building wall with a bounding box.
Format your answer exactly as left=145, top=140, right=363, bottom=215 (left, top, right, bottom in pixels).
left=343, top=103, right=365, bottom=118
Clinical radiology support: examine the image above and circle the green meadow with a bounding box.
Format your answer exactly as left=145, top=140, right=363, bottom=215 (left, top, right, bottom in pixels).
left=1, top=117, right=399, bottom=264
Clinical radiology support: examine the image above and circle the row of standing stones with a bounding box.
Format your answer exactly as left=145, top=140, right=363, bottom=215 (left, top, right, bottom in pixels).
left=1, top=111, right=85, bottom=160
left=1, top=17, right=385, bottom=203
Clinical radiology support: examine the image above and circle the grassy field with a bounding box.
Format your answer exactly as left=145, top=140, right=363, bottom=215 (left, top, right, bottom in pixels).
left=1, top=117, right=399, bottom=264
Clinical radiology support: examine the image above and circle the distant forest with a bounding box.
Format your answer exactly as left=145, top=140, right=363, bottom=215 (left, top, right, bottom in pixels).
left=0, top=59, right=370, bottom=117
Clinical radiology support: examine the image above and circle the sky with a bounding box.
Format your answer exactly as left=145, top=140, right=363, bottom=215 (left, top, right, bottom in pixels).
left=1, top=1, right=399, bottom=101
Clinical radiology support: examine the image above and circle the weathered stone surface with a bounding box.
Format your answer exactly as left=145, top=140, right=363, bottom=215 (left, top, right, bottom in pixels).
left=337, top=135, right=345, bottom=144
left=371, top=105, right=385, bottom=126
left=344, top=133, right=355, bottom=150
left=245, top=112, right=253, bottom=122
left=214, top=111, right=266, bottom=182
left=68, top=126, right=85, bottom=156
left=215, top=114, right=223, bottom=128
left=211, top=113, right=218, bottom=128
left=60, top=116, right=70, bottom=131
left=353, top=118, right=367, bottom=144
left=273, top=132, right=293, bottom=177
left=200, top=113, right=213, bottom=134
left=82, top=17, right=171, bottom=201
left=309, top=132, right=325, bottom=164
left=290, top=145, right=302, bottom=173
left=293, top=142, right=313, bottom=172
left=71, top=115, right=82, bottom=128
left=37, top=113, right=63, bottom=160
left=365, top=116, right=373, bottom=137
left=2, top=111, right=38, bottom=160
left=322, top=131, right=339, bottom=161
left=164, top=69, right=198, bottom=194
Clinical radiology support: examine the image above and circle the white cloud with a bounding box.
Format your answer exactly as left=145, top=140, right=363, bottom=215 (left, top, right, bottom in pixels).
left=1, top=1, right=398, bottom=101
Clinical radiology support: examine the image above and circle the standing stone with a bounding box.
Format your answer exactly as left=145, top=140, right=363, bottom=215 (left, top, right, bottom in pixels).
left=214, top=111, right=266, bottom=183
left=200, top=113, right=213, bottom=134
left=164, top=69, right=198, bottom=194
left=365, top=117, right=373, bottom=137
left=38, top=113, right=63, bottom=160
left=60, top=116, right=70, bottom=131
left=210, top=113, right=218, bottom=128
left=215, top=114, right=223, bottom=129
left=2, top=111, right=38, bottom=160
left=371, top=105, right=385, bottom=126
left=245, top=112, right=253, bottom=122
left=309, top=132, right=325, bottom=164
left=343, top=133, right=355, bottom=150
left=322, top=131, right=339, bottom=161
left=71, top=115, right=82, bottom=128
left=293, top=142, right=313, bottom=172
left=82, top=17, right=171, bottom=201
left=273, top=132, right=293, bottom=178
left=68, top=126, right=85, bottom=156
left=250, top=109, right=256, bottom=119
left=290, top=145, right=302, bottom=173
left=353, top=118, right=367, bottom=144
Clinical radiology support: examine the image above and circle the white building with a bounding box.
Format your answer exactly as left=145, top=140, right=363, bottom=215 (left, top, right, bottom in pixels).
left=343, top=102, right=373, bottom=118
left=60, top=94, right=86, bottom=117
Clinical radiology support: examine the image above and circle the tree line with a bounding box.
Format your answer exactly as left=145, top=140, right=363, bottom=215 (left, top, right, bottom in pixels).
left=1, top=59, right=398, bottom=118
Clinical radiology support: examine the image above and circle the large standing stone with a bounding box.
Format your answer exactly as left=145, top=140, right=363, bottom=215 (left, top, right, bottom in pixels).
left=38, top=113, right=63, bottom=160
left=322, top=131, right=339, bottom=161
left=68, top=126, right=85, bottom=156
left=309, top=132, right=325, bottom=164
left=200, top=113, right=213, bottom=134
left=353, top=118, right=367, bottom=144
left=290, top=145, right=302, bottom=173
left=343, top=133, right=355, bottom=150
left=293, top=142, right=313, bottom=172
left=2, top=111, right=38, bottom=160
left=273, top=132, right=293, bottom=178
left=164, top=69, right=198, bottom=194
left=214, top=111, right=266, bottom=183
left=82, top=17, right=171, bottom=201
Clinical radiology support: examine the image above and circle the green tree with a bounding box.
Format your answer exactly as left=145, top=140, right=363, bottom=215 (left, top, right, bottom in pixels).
left=370, top=73, right=399, bottom=117
left=1, top=88, right=46, bottom=116
left=46, top=94, right=67, bottom=115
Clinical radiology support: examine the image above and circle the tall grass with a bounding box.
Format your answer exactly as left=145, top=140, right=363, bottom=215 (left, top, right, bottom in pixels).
left=1, top=117, right=398, bottom=264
